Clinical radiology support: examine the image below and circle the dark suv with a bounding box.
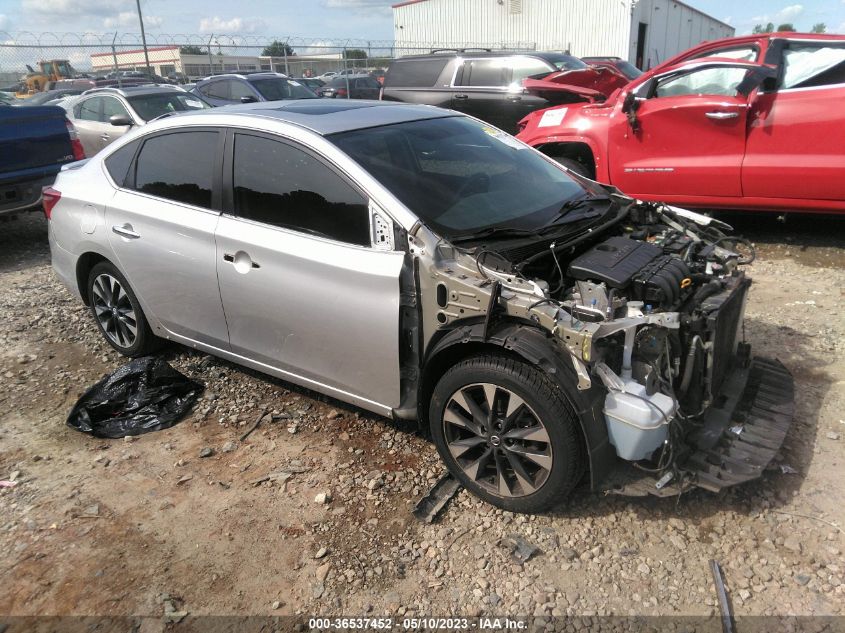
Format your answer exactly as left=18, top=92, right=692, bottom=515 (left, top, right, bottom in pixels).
left=192, top=72, right=317, bottom=106
left=381, top=50, right=589, bottom=133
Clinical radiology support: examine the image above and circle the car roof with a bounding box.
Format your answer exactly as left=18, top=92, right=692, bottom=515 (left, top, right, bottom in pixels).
left=82, top=85, right=185, bottom=97
left=157, top=99, right=456, bottom=135
left=199, top=72, right=288, bottom=83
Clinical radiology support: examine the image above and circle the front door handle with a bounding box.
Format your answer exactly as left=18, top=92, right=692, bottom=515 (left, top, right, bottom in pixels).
left=705, top=111, right=739, bottom=120
left=453, top=93, right=469, bottom=100
left=100, top=133, right=110, bottom=140
left=506, top=95, right=522, bottom=102
left=223, top=252, right=260, bottom=270
left=112, top=224, right=140, bottom=239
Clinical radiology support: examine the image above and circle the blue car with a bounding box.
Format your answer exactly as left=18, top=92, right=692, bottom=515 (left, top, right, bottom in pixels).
left=191, top=72, right=318, bottom=106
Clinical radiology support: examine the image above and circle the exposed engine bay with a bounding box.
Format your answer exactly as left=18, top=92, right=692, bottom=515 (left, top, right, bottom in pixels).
left=415, top=196, right=792, bottom=494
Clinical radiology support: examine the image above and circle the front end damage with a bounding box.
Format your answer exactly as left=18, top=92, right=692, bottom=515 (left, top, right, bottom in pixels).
left=411, top=197, right=794, bottom=496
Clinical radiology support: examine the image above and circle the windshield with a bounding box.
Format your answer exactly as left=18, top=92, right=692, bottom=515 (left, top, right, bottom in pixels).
left=330, top=116, right=600, bottom=238
left=251, top=78, right=317, bottom=100
left=127, top=92, right=209, bottom=122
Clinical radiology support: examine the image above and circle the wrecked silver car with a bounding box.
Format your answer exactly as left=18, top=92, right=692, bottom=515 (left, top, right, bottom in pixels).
left=48, top=101, right=793, bottom=513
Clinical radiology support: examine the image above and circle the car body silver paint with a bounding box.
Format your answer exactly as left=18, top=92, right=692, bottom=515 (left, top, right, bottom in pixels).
left=48, top=105, right=453, bottom=415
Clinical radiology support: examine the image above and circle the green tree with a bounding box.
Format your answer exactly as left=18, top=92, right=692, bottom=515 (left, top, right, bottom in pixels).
left=811, top=22, right=826, bottom=33
left=776, top=23, right=795, bottom=31
left=752, top=22, right=775, bottom=33
left=344, top=49, right=368, bottom=60
left=179, top=45, right=207, bottom=55
left=262, top=40, right=295, bottom=57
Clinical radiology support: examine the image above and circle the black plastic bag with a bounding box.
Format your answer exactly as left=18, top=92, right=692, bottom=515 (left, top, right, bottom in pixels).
left=67, top=356, right=204, bottom=438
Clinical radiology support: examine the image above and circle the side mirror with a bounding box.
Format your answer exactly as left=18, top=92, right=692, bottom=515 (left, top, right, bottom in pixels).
left=621, top=91, right=638, bottom=114
left=109, top=114, right=132, bottom=127
left=240, top=95, right=257, bottom=104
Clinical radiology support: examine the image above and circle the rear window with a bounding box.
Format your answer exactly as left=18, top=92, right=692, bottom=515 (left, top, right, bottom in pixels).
left=384, top=59, right=449, bottom=88
left=126, top=93, right=208, bottom=122
left=104, top=139, right=139, bottom=187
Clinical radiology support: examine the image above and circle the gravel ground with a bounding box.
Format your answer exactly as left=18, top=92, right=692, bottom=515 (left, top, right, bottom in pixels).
left=1, top=212, right=843, bottom=622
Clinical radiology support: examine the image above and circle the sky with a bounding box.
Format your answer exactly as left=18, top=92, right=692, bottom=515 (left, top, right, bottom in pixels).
left=0, top=0, right=843, bottom=41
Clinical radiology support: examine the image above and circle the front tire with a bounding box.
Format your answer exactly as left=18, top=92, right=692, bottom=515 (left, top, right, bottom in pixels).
left=87, top=261, right=158, bottom=357
left=429, top=355, right=585, bottom=513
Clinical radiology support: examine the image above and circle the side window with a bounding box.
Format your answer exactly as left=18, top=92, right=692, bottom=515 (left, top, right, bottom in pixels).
left=229, top=80, right=256, bottom=100
left=201, top=81, right=230, bottom=100
left=76, top=97, right=102, bottom=121
left=383, top=59, right=449, bottom=88
left=133, top=131, right=218, bottom=208
left=654, top=66, right=748, bottom=98
left=781, top=43, right=845, bottom=89
left=510, top=57, right=554, bottom=84
left=102, top=97, right=129, bottom=120
left=457, top=59, right=509, bottom=87
left=232, top=133, right=370, bottom=246
left=104, top=139, right=140, bottom=187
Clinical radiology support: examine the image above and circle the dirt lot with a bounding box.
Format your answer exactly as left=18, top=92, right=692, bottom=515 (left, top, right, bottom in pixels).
left=1, top=212, right=844, bottom=624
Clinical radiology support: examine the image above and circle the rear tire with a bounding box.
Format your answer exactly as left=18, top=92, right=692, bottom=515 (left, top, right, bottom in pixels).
left=429, top=354, right=585, bottom=513
left=87, top=261, right=159, bottom=357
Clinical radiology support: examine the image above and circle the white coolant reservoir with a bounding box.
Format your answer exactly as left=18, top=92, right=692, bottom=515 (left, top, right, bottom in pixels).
left=594, top=363, right=677, bottom=462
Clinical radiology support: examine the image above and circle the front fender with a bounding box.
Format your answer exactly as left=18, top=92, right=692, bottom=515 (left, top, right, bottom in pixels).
left=422, top=319, right=616, bottom=491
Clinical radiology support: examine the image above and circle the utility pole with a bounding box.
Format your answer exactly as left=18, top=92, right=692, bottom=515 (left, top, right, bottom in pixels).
left=135, top=0, right=153, bottom=77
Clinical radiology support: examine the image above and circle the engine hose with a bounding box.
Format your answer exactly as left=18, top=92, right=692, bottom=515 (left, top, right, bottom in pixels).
left=693, top=280, right=723, bottom=305
left=679, top=335, right=704, bottom=395
left=715, top=236, right=757, bottom=265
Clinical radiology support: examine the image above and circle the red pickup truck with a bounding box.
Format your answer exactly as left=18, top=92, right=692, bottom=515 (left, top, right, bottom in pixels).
left=515, top=33, right=845, bottom=214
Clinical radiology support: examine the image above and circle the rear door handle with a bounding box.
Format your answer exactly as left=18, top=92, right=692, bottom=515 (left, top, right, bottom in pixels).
left=705, top=111, right=739, bottom=120
left=506, top=95, right=522, bottom=102
left=453, top=93, right=469, bottom=100
left=112, top=224, right=140, bottom=239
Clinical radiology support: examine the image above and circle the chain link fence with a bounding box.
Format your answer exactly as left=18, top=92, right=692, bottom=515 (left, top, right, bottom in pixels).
left=0, top=32, right=537, bottom=95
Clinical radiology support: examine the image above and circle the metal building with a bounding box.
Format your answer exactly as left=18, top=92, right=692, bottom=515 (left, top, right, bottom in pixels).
left=392, top=0, right=735, bottom=69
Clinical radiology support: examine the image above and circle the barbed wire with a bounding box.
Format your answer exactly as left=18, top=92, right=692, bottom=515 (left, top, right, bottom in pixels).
left=0, top=31, right=536, bottom=50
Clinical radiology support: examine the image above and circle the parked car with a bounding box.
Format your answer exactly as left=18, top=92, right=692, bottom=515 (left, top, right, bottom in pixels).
left=581, top=56, right=644, bottom=80
left=46, top=100, right=792, bottom=512
left=317, top=75, right=380, bottom=99
left=294, top=77, right=325, bottom=91
left=516, top=33, right=845, bottom=214
left=317, top=71, right=338, bottom=81
left=0, top=92, right=19, bottom=105
left=0, top=105, right=84, bottom=217
left=192, top=72, right=317, bottom=106
left=380, top=50, right=629, bottom=133
left=17, top=89, right=83, bottom=106
left=66, top=85, right=210, bottom=155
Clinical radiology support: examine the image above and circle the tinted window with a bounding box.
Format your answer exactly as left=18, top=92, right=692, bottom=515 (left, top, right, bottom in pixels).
left=134, top=131, right=218, bottom=208
left=104, top=139, right=139, bottom=187
left=76, top=97, right=102, bottom=121
left=102, top=96, right=129, bottom=119
left=126, top=92, right=209, bottom=122
left=229, top=80, right=256, bottom=99
left=201, top=80, right=230, bottom=99
left=384, top=59, right=449, bottom=88
left=330, top=117, right=594, bottom=238
left=232, top=133, right=370, bottom=246
left=459, top=59, right=508, bottom=87
left=250, top=78, right=316, bottom=100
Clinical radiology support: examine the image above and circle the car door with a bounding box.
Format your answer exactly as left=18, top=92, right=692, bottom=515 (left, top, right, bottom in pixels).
left=608, top=61, right=765, bottom=198
left=450, top=59, right=508, bottom=130
left=105, top=129, right=231, bottom=350
left=214, top=130, right=405, bottom=409
left=197, top=79, right=231, bottom=106
left=72, top=96, right=105, bottom=156
left=99, top=96, right=133, bottom=150
left=743, top=39, right=845, bottom=200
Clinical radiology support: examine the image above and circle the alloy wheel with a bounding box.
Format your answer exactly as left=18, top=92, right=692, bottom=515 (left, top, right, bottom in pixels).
left=442, top=382, right=553, bottom=498
left=91, top=273, right=138, bottom=349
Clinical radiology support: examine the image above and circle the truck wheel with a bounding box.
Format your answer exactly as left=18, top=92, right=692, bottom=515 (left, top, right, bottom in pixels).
left=429, top=355, right=585, bottom=513
left=552, top=156, right=591, bottom=178
left=87, top=261, right=159, bottom=357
